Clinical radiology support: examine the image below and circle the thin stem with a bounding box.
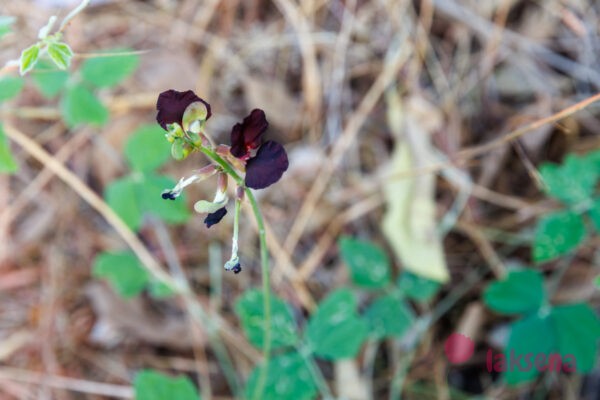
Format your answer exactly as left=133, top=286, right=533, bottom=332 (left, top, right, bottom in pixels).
left=59, top=0, right=91, bottom=32
left=197, top=144, right=272, bottom=400
left=298, top=345, right=333, bottom=399
left=231, top=196, right=241, bottom=261
left=198, top=146, right=244, bottom=184
left=246, top=187, right=272, bottom=400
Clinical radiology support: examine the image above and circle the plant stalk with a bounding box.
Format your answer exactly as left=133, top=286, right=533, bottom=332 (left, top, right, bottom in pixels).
left=198, top=145, right=272, bottom=400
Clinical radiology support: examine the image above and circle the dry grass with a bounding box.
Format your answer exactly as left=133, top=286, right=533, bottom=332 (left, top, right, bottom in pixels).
left=1, top=0, right=599, bottom=399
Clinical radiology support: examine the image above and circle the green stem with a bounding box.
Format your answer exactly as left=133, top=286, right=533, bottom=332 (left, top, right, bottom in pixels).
left=198, top=145, right=272, bottom=400
left=298, top=345, right=333, bottom=399
left=198, top=146, right=244, bottom=184
left=246, top=187, right=272, bottom=400
left=231, top=196, right=240, bottom=260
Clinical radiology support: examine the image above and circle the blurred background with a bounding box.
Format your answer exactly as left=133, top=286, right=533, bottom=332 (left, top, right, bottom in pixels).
left=0, top=0, right=599, bottom=399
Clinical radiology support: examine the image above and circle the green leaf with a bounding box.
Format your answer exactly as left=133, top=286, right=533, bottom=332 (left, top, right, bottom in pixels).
left=533, top=210, right=586, bottom=263
left=105, top=176, right=143, bottom=231
left=397, top=271, right=441, bottom=302
left=46, top=42, right=73, bottom=70
left=581, top=149, right=600, bottom=172
left=92, top=251, right=149, bottom=298
left=339, top=236, right=391, bottom=289
left=105, top=174, right=190, bottom=232
left=244, top=352, right=317, bottom=400
left=148, top=280, right=176, bottom=298
left=0, top=16, right=15, bottom=39
left=550, top=303, right=600, bottom=373
left=81, top=50, right=139, bottom=88
left=235, top=289, right=299, bottom=350
left=134, top=370, right=200, bottom=400
left=0, top=124, right=17, bottom=173
left=503, top=314, right=555, bottom=385
left=60, top=84, right=108, bottom=127
left=19, top=44, right=40, bottom=76
left=539, top=154, right=598, bottom=206
left=364, top=295, right=414, bottom=339
left=0, top=76, right=23, bottom=102
left=31, top=61, right=69, bottom=98
left=588, top=197, right=600, bottom=233
left=138, top=174, right=190, bottom=225
left=483, top=270, right=546, bottom=315
left=124, top=125, right=171, bottom=172
left=306, top=288, right=368, bottom=360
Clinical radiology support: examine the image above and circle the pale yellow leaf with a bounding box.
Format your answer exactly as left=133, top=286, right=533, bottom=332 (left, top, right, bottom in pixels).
left=381, top=96, right=449, bottom=282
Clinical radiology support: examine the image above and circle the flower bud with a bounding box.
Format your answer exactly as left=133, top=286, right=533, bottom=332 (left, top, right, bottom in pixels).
left=171, top=140, right=185, bottom=160
left=166, top=123, right=184, bottom=138
left=236, top=186, right=245, bottom=201
left=224, top=257, right=240, bottom=272
left=182, top=143, right=192, bottom=159
left=161, top=165, right=217, bottom=200
left=182, top=101, right=209, bottom=133
left=217, top=172, right=228, bottom=194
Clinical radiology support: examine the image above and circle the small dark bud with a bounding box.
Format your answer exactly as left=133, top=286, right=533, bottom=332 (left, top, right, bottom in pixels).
left=232, top=264, right=242, bottom=274
left=161, top=191, right=176, bottom=200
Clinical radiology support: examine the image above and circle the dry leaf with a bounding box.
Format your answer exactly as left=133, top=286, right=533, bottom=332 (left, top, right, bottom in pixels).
left=334, top=360, right=369, bottom=400
left=381, top=94, right=449, bottom=282
left=85, top=283, right=204, bottom=349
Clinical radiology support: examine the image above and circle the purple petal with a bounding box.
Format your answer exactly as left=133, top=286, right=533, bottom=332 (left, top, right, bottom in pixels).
left=230, top=109, right=268, bottom=158
left=245, top=141, right=289, bottom=189
left=156, top=90, right=211, bottom=130
left=204, top=207, right=227, bottom=228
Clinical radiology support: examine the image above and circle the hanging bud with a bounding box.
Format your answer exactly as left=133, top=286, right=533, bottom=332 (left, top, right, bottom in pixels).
left=224, top=257, right=239, bottom=272
left=160, top=165, right=217, bottom=200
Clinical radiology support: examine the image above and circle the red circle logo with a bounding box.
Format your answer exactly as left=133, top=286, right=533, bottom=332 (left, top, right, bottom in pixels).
left=444, top=333, right=475, bottom=364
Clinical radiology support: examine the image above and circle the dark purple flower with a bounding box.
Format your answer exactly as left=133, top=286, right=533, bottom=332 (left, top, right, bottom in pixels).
left=245, top=141, right=289, bottom=189
left=229, top=110, right=288, bottom=190
left=156, top=89, right=211, bottom=130
left=204, top=207, right=227, bottom=228
left=230, top=109, right=268, bottom=158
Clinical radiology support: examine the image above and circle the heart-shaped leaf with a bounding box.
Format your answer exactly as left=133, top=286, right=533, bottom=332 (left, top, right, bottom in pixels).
left=483, top=270, right=546, bottom=315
